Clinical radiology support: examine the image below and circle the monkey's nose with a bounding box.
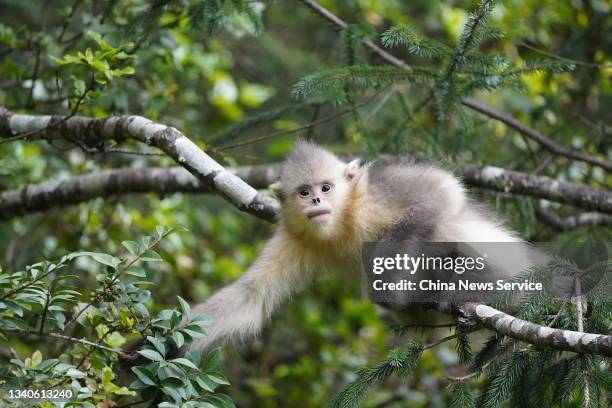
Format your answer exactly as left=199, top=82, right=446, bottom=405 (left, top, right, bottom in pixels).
left=312, top=197, right=321, bottom=205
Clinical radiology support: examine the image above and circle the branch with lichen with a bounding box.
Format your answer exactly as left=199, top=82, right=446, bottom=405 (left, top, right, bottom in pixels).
left=0, top=106, right=279, bottom=222
left=1, top=162, right=610, bottom=221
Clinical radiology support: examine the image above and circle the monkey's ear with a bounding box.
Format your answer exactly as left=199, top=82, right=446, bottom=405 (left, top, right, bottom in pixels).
left=270, top=181, right=285, bottom=202
left=344, top=159, right=362, bottom=182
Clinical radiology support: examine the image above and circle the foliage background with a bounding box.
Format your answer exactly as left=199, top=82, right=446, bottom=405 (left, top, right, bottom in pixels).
left=0, top=0, right=610, bottom=406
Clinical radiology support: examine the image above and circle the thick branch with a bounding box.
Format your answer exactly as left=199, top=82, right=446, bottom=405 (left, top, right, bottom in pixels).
left=298, top=0, right=612, bottom=172
left=460, top=165, right=612, bottom=213
left=536, top=207, right=612, bottom=230
left=2, top=162, right=612, bottom=221
left=459, top=303, right=611, bottom=357
left=0, top=106, right=279, bottom=222
left=0, top=166, right=279, bottom=220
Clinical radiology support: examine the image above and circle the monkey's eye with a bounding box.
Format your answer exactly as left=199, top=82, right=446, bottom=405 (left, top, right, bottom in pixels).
left=321, top=184, right=332, bottom=193
left=299, top=189, right=310, bottom=198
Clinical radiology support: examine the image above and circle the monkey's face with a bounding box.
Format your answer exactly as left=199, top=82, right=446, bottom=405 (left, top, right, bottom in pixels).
left=281, top=169, right=354, bottom=240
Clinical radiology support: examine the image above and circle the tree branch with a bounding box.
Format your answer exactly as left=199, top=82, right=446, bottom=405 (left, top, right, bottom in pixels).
left=536, top=207, right=612, bottom=230
left=460, top=165, right=612, bottom=213
left=452, top=303, right=611, bottom=357
left=0, top=109, right=610, bottom=356
left=461, top=99, right=612, bottom=172
left=2, top=327, right=130, bottom=358
left=1, top=161, right=611, bottom=221
left=0, top=106, right=280, bottom=223
left=298, top=0, right=612, bottom=172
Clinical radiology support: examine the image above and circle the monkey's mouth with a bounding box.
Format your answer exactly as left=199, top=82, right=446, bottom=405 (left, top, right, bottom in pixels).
left=307, top=209, right=332, bottom=224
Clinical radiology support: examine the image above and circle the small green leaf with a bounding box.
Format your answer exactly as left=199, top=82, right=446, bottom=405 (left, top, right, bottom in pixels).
left=141, top=250, right=163, bottom=262
left=191, top=314, right=214, bottom=325
left=171, top=331, right=185, bottom=349
left=171, top=357, right=199, bottom=371
left=202, top=347, right=222, bottom=371
left=147, top=336, right=166, bottom=356
left=80, top=252, right=121, bottom=269
left=156, top=226, right=169, bottom=238
left=131, top=366, right=157, bottom=386
left=161, top=377, right=184, bottom=388
left=177, top=296, right=191, bottom=318
left=136, top=349, right=164, bottom=362
left=207, top=372, right=230, bottom=385
left=122, top=241, right=140, bottom=256
left=194, top=375, right=216, bottom=392
left=183, top=324, right=207, bottom=338
left=126, top=266, right=146, bottom=277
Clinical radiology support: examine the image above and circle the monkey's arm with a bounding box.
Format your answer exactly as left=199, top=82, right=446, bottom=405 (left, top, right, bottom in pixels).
left=188, top=231, right=306, bottom=353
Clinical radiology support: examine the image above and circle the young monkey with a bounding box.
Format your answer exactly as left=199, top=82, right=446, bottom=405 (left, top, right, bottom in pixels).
left=187, top=140, right=520, bottom=353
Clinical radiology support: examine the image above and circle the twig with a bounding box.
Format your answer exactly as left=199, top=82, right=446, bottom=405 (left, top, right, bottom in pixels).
left=519, top=41, right=612, bottom=69
left=0, top=264, right=63, bottom=302
left=26, top=47, right=42, bottom=108
left=2, top=328, right=129, bottom=358
left=424, top=326, right=481, bottom=350
left=573, top=278, right=590, bottom=408
left=461, top=98, right=612, bottom=172
left=57, top=0, right=83, bottom=43
left=211, top=88, right=386, bottom=151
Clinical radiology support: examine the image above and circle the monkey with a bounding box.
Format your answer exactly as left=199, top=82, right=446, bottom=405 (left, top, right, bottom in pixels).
left=183, top=140, right=526, bottom=353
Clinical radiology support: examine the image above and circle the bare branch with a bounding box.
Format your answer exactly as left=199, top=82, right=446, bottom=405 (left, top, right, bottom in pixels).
left=298, top=0, right=612, bottom=172
left=1, top=162, right=611, bottom=221
left=460, top=165, right=612, bottom=213
left=448, top=303, right=611, bottom=357
left=2, top=327, right=130, bottom=358
left=536, top=207, right=612, bottom=230
left=0, top=106, right=280, bottom=222
left=461, top=98, right=612, bottom=172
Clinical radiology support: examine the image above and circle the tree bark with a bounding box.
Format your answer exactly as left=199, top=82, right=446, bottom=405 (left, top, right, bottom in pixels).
left=0, top=106, right=279, bottom=222
left=2, top=163, right=611, bottom=221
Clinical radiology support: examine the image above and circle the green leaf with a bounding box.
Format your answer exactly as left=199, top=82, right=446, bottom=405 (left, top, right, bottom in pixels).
left=122, top=241, right=140, bottom=256
left=194, top=374, right=216, bottom=392
left=79, top=252, right=121, bottom=269
left=161, top=377, right=184, bottom=388
left=141, top=250, right=163, bottom=262
left=203, top=347, right=222, bottom=371
left=171, top=331, right=185, bottom=349
left=73, top=78, right=86, bottom=95
left=177, top=296, right=191, bottom=318
left=131, top=366, right=157, bottom=386
left=203, top=393, right=235, bottom=408
left=104, top=331, right=126, bottom=348
left=147, top=336, right=166, bottom=356
left=126, top=266, right=146, bottom=277
left=183, top=324, right=207, bottom=338
left=207, top=372, right=230, bottom=385
left=156, top=226, right=169, bottom=238
left=136, top=349, right=164, bottom=362
left=191, top=314, right=214, bottom=325
left=171, top=357, right=200, bottom=371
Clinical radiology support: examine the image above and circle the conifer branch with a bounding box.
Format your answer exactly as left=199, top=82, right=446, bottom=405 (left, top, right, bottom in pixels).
left=298, top=0, right=612, bottom=172
left=461, top=98, right=612, bottom=171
